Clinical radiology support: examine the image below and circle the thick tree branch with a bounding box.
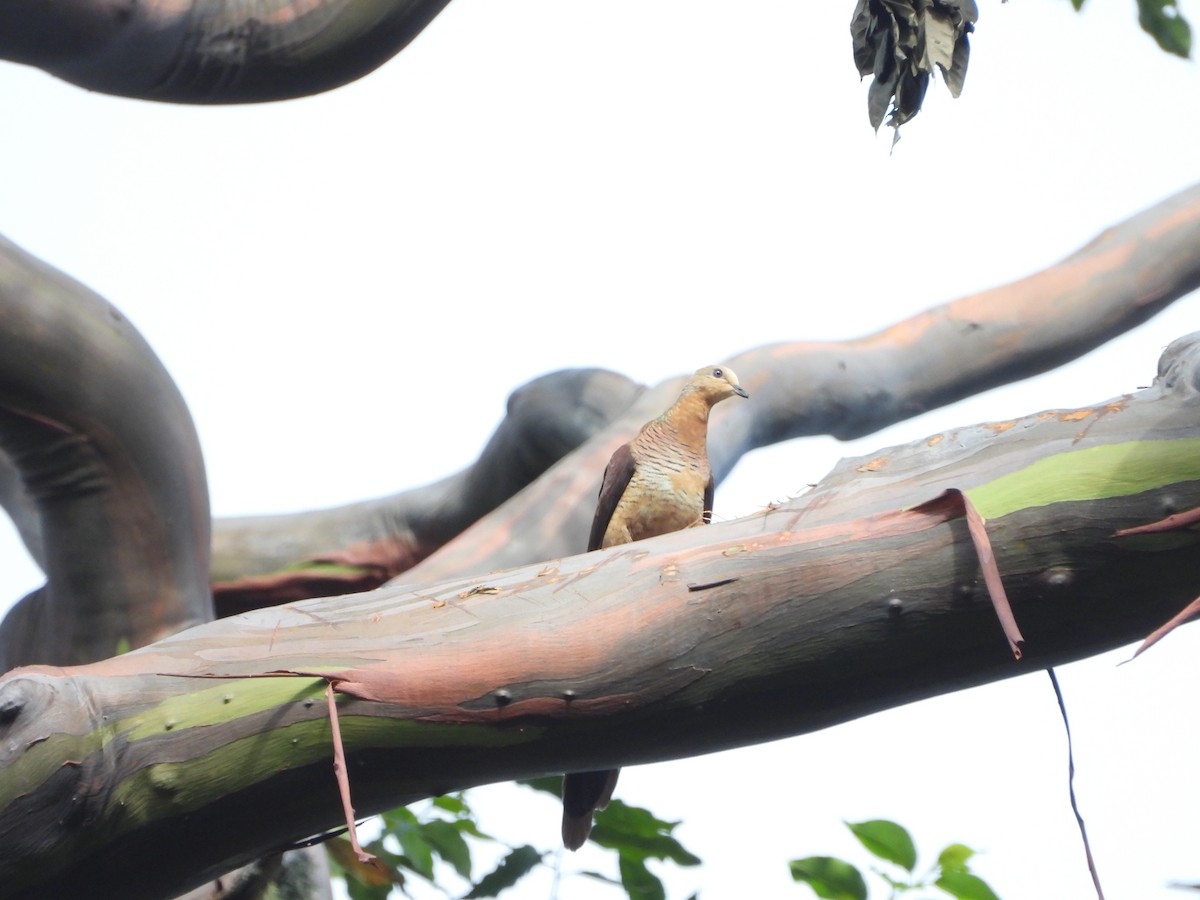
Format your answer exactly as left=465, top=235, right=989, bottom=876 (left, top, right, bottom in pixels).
left=209, top=368, right=641, bottom=613
left=0, top=239, right=640, bottom=637
left=721, top=180, right=1200, bottom=452
left=0, top=235, right=212, bottom=669
left=3, top=184, right=1198, bottom=625
left=0, top=238, right=338, bottom=899
left=0, top=0, right=453, bottom=103
left=403, top=182, right=1200, bottom=581
left=2, top=335, right=1199, bottom=899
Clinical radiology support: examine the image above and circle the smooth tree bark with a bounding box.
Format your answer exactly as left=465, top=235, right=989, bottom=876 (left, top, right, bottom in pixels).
left=0, top=4, right=1192, bottom=897
left=0, top=184, right=1198, bottom=898
left=2, top=182, right=1199, bottom=639
left=399, top=180, right=1200, bottom=581
left=221, top=179, right=1200, bottom=591
left=0, top=237, right=337, bottom=900
left=0, top=234, right=644, bottom=659
left=2, top=333, right=1200, bottom=900
left=0, top=235, right=213, bottom=669
left=207, top=367, right=643, bottom=612
left=0, top=0, right=455, bottom=103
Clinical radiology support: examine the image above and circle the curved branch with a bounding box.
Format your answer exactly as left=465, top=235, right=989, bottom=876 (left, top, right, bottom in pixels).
left=0, top=235, right=212, bottom=668
left=402, top=181, right=1200, bottom=581
left=719, top=180, right=1200, bottom=455
left=0, top=0, right=453, bottom=103
left=2, top=335, right=1199, bottom=899
left=5, top=185, right=1196, bottom=615
left=209, top=368, right=642, bottom=613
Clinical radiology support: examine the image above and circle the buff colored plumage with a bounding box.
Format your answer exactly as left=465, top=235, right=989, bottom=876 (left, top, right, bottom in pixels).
left=561, top=365, right=749, bottom=850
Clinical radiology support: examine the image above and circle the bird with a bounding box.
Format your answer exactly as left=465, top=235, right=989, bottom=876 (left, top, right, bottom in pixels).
left=560, top=364, right=749, bottom=850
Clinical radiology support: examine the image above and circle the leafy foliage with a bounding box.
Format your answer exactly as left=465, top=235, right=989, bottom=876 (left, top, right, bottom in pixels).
left=328, top=793, right=509, bottom=899
left=1136, top=0, right=1193, bottom=57
left=330, top=781, right=701, bottom=900
left=526, top=776, right=700, bottom=899
left=790, top=820, right=1001, bottom=900
left=464, top=846, right=543, bottom=899
left=1070, top=0, right=1192, bottom=57
left=789, top=856, right=869, bottom=900
left=846, top=820, right=918, bottom=872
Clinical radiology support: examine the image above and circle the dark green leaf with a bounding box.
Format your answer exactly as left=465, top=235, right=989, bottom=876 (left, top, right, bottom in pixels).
left=935, top=868, right=1002, bottom=900
left=465, top=845, right=543, bottom=898
left=421, top=819, right=472, bottom=879
left=937, top=843, right=977, bottom=873
left=619, top=856, right=667, bottom=900
left=380, top=806, right=419, bottom=830
left=1069, top=0, right=1086, bottom=10
left=455, top=817, right=495, bottom=841
left=588, top=800, right=701, bottom=866
left=375, top=805, right=445, bottom=881
left=789, top=856, right=868, bottom=900
left=1138, top=0, right=1192, bottom=57
left=395, top=828, right=434, bottom=880
left=431, top=793, right=468, bottom=815
left=847, top=819, right=918, bottom=871
left=517, top=776, right=563, bottom=798
left=345, top=879, right=395, bottom=900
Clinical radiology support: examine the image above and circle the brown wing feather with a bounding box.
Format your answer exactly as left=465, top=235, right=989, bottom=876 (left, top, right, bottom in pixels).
left=702, top=474, right=715, bottom=525
left=563, top=446, right=636, bottom=849
left=561, top=768, right=621, bottom=850
left=588, top=442, right=636, bottom=551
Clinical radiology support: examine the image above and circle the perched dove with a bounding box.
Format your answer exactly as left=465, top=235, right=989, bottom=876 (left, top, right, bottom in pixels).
left=561, top=365, right=749, bottom=850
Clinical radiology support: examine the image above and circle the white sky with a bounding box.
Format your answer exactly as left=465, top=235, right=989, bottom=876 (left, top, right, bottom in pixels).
left=2, top=1, right=1199, bottom=898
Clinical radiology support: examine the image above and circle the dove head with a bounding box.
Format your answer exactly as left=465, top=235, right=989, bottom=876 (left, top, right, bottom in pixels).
left=682, top=365, right=749, bottom=407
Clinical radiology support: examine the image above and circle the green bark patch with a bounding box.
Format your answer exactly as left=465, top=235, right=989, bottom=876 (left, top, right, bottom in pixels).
left=966, top=437, right=1200, bottom=520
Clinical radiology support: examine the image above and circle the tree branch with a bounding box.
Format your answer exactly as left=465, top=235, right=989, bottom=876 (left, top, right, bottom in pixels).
left=3, top=184, right=1198, bottom=626
left=402, top=181, right=1200, bottom=581
left=2, top=334, right=1199, bottom=899
left=208, top=368, right=641, bottom=613
left=0, top=0, right=454, bottom=103
left=0, top=235, right=212, bottom=669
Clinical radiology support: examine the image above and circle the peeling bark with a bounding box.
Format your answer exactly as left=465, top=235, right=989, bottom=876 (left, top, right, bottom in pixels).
left=2, top=335, right=1199, bottom=899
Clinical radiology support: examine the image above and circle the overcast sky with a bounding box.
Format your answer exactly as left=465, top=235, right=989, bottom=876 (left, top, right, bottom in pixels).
left=2, top=1, right=1199, bottom=897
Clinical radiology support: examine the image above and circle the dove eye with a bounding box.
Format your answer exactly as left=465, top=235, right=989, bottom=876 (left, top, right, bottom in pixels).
left=712, top=368, right=723, bottom=378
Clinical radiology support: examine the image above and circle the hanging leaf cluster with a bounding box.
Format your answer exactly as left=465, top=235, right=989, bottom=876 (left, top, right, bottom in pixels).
left=850, top=0, right=978, bottom=131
